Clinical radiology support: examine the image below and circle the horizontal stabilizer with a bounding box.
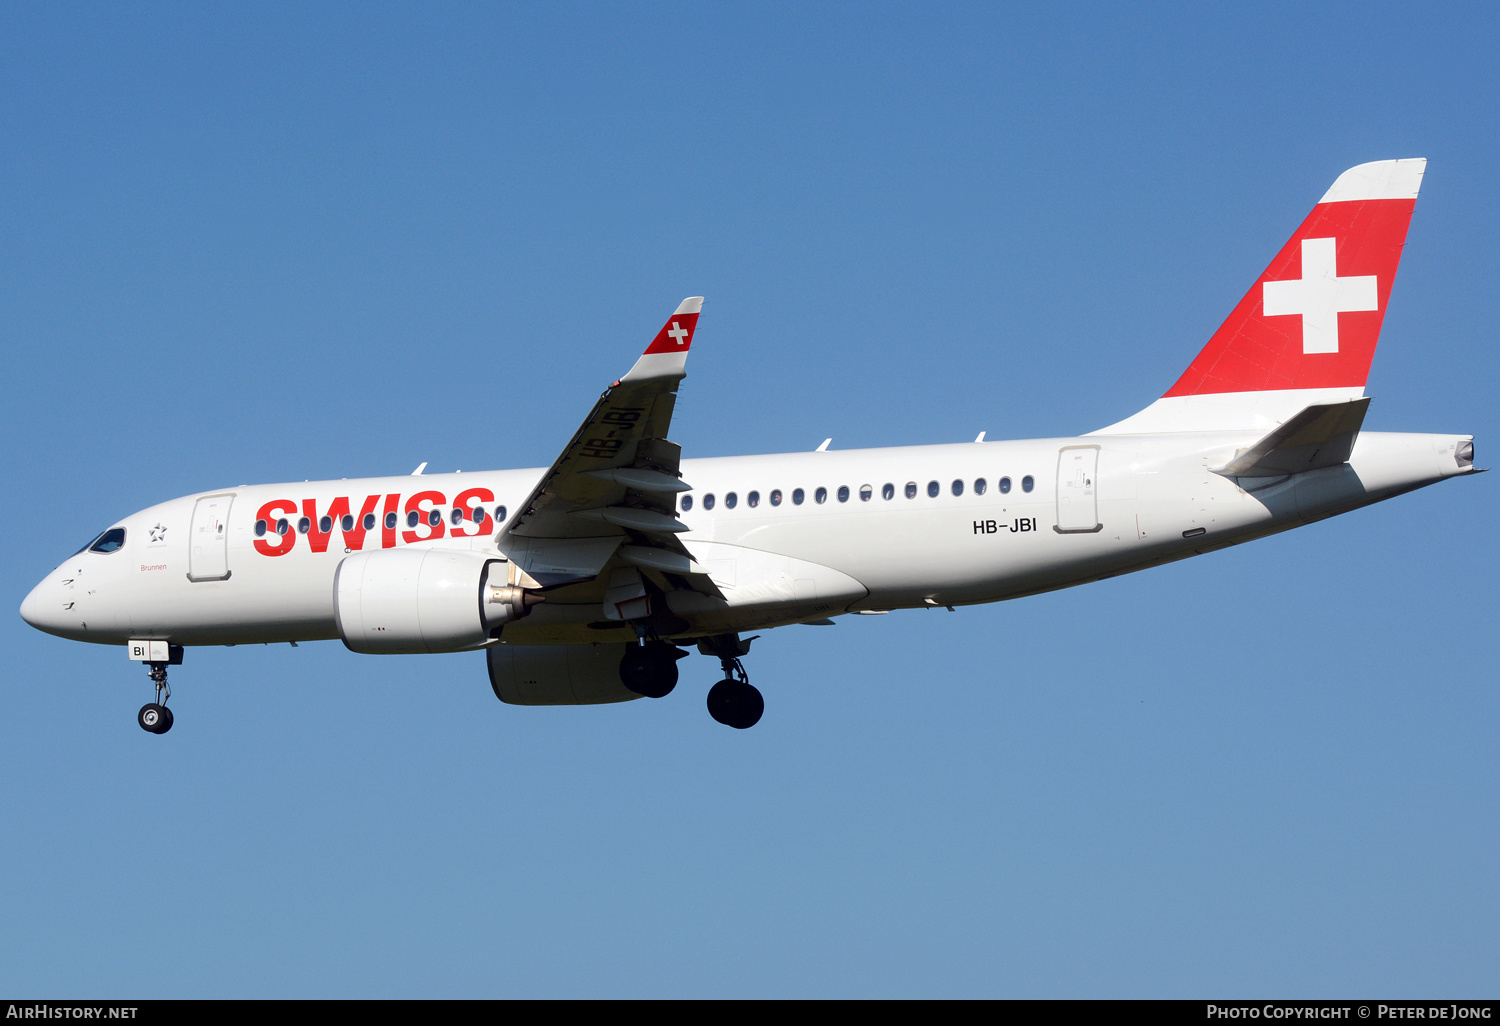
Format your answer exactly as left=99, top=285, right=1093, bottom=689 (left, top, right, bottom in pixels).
left=1214, top=398, right=1370, bottom=478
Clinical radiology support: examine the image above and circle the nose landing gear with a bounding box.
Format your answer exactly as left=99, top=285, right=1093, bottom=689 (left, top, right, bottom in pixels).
left=138, top=660, right=173, bottom=734
left=700, top=634, right=763, bottom=729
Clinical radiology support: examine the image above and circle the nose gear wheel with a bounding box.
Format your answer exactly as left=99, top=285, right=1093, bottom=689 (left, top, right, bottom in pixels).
left=138, top=703, right=173, bottom=734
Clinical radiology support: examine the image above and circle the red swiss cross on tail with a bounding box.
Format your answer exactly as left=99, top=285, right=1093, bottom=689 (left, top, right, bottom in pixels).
left=1164, top=159, right=1424, bottom=397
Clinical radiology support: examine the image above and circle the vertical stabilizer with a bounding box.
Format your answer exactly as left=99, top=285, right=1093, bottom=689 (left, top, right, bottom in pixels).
left=1094, top=158, right=1424, bottom=434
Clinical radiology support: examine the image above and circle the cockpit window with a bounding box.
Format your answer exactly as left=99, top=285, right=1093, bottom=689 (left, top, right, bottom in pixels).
left=88, top=528, right=126, bottom=554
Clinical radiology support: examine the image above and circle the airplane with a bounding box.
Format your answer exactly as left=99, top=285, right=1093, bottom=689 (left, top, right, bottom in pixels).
left=19, top=158, right=1479, bottom=733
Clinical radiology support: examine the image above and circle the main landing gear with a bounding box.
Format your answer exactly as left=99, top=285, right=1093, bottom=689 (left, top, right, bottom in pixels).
left=619, top=638, right=688, bottom=699
left=616, top=631, right=765, bottom=729
left=701, top=634, right=763, bottom=730
left=138, top=661, right=173, bottom=735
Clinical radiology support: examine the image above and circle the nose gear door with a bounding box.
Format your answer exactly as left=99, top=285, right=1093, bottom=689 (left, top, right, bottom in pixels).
left=1054, top=446, right=1102, bottom=533
left=188, top=494, right=235, bottom=581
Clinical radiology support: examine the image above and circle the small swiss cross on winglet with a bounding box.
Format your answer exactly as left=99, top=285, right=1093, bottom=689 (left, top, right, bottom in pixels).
left=643, top=297, right=704, bottom=355
left=619, top=297, right=704, bottom=384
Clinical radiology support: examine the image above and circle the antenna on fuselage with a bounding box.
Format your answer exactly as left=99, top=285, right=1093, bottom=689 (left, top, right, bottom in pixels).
left=815, top=439, right=831, bottom=452
left=411, top=462, right=427, bottom=476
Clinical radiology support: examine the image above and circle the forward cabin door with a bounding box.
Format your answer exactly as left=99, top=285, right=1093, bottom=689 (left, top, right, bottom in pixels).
left=1055, top=446, right=1101, bottom=533
left=188, top=494, right=234, bottom=581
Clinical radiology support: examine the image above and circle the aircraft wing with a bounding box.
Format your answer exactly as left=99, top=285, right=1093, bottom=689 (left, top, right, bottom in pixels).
left=496, top=298, right=719, bottom=598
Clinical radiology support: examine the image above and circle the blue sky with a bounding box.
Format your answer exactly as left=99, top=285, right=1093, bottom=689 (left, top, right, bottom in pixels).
left=2, top=3, right=1496, bottom=997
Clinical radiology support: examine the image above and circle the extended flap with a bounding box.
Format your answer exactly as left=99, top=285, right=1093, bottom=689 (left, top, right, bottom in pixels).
left=1214, top=398, right=1371, bottom=478
left=497, top=536, right=623, bottom=589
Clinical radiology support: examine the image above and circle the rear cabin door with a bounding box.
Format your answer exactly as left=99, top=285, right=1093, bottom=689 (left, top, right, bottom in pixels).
left=188, top=494, right=234, bottom=581
left=1055, top=446, right=1101, bottom=533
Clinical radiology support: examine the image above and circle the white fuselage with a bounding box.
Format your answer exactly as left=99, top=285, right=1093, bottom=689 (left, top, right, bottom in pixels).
left=20, top=428, right=1475, bottom=650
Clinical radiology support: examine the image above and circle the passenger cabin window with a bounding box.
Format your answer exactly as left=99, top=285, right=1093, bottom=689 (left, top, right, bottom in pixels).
left=364, top=513, right=377, bottom=530
left=905, top=482, right=917, bottom=499
left=276, top=519, right=290, bottom=536
left=297, top=517, right=311, bottom=534
left=792, top=488, right=805, bottom=505
left=882, top=483, right=894, bottom=500
left=88, top=528, right=127, bottom=553
left=726, top=492, right=738, bottom=509
left=703, top=493, right=716, bottom=510
left=815, top=487, right=827, bottom=504
left=770, top=489, right=782, bottom=506
left=951, top=479, right=964, bottom=496
left=837, top=486, right=849, bottom=503
left=342, top=514, right=355, bottom=532
left=428, top=508, right=442, bottom=527
left=254, top=520, right=267, bottom=537
left=319, top=516, right=333, bottom=533
left=451, top=508, right=463, bottom=525
left=859, top=484, right=873, bottom=501
left=495, top=506, right=507, bottom=523
left=385, top=512, right=399, bottom=530
left=681, top=494, right=693, bottom=511
left=999, top=476, right=1012, bottom=494
left=407, top=511, right=420, bottom=528
left=1022, top=475, right=1035, bottom=493
left=927, top=480, right=940, bottom=498
left=975, top=478, right=987, bottom=495
left=747, top=490, right=760, bottom=508
left=470, top=507, right=483, bottom=524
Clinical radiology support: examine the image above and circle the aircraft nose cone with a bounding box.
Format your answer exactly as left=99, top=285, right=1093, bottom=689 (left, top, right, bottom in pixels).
left=19, top=579, right=49, bottom=629
left=19, top=576, right=72, bottom=637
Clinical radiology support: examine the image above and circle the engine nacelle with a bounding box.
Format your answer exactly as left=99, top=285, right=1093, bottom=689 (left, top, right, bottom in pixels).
left=487, top=643, right=642, bottom=705
left=335, top=548, right=539, bottom=654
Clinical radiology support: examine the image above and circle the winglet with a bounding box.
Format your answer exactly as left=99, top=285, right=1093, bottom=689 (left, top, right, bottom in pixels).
left=620, top=297, right=703, bottom=383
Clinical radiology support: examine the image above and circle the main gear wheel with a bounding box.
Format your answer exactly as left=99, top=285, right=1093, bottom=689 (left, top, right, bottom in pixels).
left=618, top=640, right=687, bottom=699
left=706, top=679, right=763, bottom=729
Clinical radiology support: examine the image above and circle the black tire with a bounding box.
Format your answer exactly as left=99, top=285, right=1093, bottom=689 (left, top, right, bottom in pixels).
left=618, top=646, right=650, bottom=688
left=619, top=642, right=680, bottom=699
left=707, top=680, right=764, bottom=729
left=706, top=680, right=734, bottom=724
left=732, top=683, right=764, bottom=728
left=157, top=707, right=174, bottom=734
left=138, top=703, right=166, bottom=733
